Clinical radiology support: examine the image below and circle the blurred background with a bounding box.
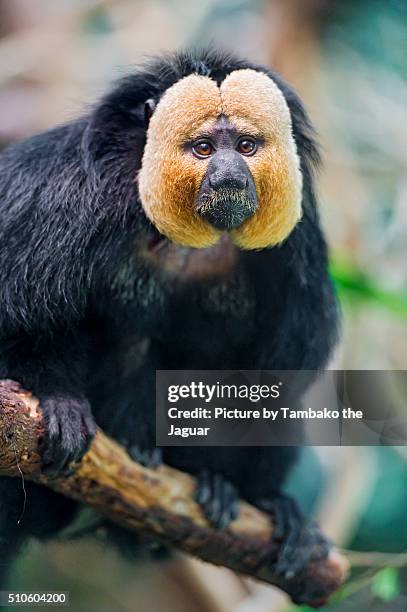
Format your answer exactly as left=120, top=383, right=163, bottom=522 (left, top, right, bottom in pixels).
left=0, top=0, right=406, bottom=610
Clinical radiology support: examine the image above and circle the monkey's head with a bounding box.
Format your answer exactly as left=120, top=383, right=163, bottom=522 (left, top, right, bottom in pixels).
left=138, top=69, right=303, bottom=250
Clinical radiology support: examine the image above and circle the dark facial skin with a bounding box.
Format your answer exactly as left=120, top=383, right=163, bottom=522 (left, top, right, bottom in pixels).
left=188, top=115, right=260, bottom=231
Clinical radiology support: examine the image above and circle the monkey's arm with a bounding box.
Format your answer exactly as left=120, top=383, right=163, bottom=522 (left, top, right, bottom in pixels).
left=0, top=379, right=348, bottom=608
left=0, top=331, right=96, bottom=475
left=0, top=123, right=131, bottom=475
left=246, top=215, right=339, bottom=373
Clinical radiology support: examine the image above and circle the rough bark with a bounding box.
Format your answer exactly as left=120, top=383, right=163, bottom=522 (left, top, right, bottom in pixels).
left=0, top=379, right=348, bottom=607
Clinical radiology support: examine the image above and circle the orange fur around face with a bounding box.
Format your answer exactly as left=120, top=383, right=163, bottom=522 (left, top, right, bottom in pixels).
left=137, top=74, right=222, bottom=248
left=137, top=69, right=303, bottom=249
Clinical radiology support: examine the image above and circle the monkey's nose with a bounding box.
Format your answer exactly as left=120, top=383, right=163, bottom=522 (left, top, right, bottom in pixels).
left=209, top=172, right=248, bottom=191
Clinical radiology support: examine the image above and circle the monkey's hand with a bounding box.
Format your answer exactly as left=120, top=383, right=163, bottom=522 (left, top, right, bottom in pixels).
left=40, top=395, right=96, bottom=477
left=258, top=495, right=330, bottom=580
left=195, top=470, right=240, bottom=530
left=114, top=418, right=162, bottom=468
left=126, top=445, right=162, bottom=468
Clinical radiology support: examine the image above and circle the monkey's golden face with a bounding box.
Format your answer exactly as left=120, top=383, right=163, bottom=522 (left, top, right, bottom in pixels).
left=138, top=69, right=302, bottom=250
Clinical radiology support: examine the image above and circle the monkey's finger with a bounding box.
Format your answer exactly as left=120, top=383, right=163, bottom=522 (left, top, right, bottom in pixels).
left=195, top=469, right=212, bottom=505
left=217, top=480, right=240, bottom=530
left=205, top=473, right=223, bottom=526
left=148, top=448, right=163, bottom=468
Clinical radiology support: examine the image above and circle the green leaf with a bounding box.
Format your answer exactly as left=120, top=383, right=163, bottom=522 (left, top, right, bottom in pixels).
left=330, top=258, right=407, bottom=319
left=371, top=567, right=400, bottom=602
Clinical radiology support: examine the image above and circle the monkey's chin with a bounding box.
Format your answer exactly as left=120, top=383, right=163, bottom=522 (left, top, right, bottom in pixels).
left=143, top=232, right=238, bottom=281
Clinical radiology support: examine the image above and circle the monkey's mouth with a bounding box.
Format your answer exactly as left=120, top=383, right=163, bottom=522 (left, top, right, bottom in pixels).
left=144, top=231, right=237, bottom=280
left=196, top=189, right=257, bottom=231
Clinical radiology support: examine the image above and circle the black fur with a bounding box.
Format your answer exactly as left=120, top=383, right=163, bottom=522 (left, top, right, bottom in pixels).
left=0, top=49, right=339, bottom=584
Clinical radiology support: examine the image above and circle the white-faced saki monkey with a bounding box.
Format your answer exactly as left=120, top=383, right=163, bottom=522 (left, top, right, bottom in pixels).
left=0, top=49, right=339, bottom=588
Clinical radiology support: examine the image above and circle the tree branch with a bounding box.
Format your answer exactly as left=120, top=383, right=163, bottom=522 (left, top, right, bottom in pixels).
left=0, top=379, right=348, bottom=607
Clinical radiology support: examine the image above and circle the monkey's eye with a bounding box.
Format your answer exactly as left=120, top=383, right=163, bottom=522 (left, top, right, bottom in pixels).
left=237, top=138, right=257, bottom=156
left=192, top=140, right=214, bottom=159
